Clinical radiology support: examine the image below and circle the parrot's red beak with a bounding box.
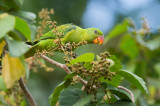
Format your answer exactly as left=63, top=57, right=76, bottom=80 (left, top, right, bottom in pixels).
left=93, top=35, right=104, bottom=45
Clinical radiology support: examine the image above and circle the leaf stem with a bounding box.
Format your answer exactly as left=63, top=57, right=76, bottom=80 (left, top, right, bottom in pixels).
left=118, top=86, right=135, bottom=102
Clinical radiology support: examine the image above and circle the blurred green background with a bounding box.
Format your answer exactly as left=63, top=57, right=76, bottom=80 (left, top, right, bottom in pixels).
left=21, top=0, right=160, bottom=105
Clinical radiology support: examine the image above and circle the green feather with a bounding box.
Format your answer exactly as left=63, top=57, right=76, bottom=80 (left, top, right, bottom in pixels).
left=39, top=24, right=76, bottom=40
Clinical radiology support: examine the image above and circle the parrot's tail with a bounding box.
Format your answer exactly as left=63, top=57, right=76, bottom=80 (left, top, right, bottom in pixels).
left=24, top=45, right=38, bottom=58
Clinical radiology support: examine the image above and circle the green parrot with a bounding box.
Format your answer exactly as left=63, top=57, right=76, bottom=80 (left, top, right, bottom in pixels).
left=25, top=24, right=104, bottom=58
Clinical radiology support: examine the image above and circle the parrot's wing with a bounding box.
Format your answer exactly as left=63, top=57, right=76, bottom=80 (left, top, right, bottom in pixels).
left=39, top=24, right=76, bottom=40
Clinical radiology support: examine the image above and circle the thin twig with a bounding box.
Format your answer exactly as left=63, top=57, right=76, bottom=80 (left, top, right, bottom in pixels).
left=118, top=86, right=135, bottom=102
left=40, top=55, right=134, bottom=102
left=18, top=78, right=37, bottom=106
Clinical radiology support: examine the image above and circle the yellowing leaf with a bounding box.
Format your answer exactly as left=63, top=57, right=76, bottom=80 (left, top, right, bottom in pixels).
left=2, top=54, right=25, bottom=88
left=0, top=40, right=6, bottom=56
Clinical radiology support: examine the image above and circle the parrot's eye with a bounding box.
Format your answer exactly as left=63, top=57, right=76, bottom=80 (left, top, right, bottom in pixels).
left=94, top=30, right=98, bottom=34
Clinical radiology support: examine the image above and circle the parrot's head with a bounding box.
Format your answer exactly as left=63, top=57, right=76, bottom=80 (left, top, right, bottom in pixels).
left=84, top=28, right=104, bottom=45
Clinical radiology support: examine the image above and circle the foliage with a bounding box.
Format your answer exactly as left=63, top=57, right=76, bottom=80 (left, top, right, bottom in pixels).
left=104, top=18, right=160, bottom=105
left=49, top=73, right=75, bottom=106
left=117, top=69, right=148, bottom=95
left=1, top=0, right=158, bottom=106
left=0, top=0, right=36, bottom=105
left=59, top=88, right=92, bottom=106
left=49, top=51, right=147, bottom=105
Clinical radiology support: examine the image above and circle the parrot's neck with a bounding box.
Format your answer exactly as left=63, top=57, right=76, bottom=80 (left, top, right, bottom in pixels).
left=62, top=26, right=85, bottom=44
left=82, top=29, right=93, bottom=43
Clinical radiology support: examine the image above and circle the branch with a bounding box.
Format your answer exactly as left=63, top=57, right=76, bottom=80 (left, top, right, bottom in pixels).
left=18, top=78, right=37, bottom=106
left=40, top=55, right=71, bottom=74
left=40, top=55, right=134, bottom=102
left=118, top=86, right=135, bottom=102
left=40, top=55, right=87, bottom=85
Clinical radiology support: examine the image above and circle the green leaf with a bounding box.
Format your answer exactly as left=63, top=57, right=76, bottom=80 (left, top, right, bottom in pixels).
left=11, top=11, right=37, bottom=42
left=109, top=87, right=132, bottom=101
left=11, top=11, right=36, bottom=24
left=101, top=55, right=122, bottom=87
left=85, top=88, right=105, bottom=106
left=49, top=73, right=74, bottom=106
left=5, top=37, right=29, bottom=57
left=120, top=34, right=139, bottom=59
left=145, top=36, right=160, bottom=50
left=15, top=16, right=31, bottom=41
left=113, top=100, right=136, bottom=106
left=0, top=76, right=7, bottom=91
left=64, top=72, right=76, bottom=80
left=70, top=53, right=95, bottom=64
left=117, top=69, right=148, bottom=95
left=29, top=25, right=36, bottom=42
left=99, top=101, right=136, bottom=106
left=101, top=82, right=108, bottom=88
left=104, top=19, right=129, bottom=44
left=0, top=13, right=15, bottom=39
left=73, top=95, right=92, bottom=106
left=3, top=0, right=23, bottom=10
left=136, top=35, right=160, bottom=51
left=8, top=31, right=22, bottom=41
left=99, top=100, right=136, bottom=106
left=49, top=81, right=69, bottom=106
left=98, top=103, right=110, bottom=106
left=59, top=88, right=92, bottom=106
left=109, top=55, right=123, bottom=72
left=84, top=62, right=92, bottom=69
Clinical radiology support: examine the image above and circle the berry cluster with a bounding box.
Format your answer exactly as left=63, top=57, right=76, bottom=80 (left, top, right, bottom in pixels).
left=84, top=52, right=115, bottom=99
left=66, top=51, right=116, bottom=103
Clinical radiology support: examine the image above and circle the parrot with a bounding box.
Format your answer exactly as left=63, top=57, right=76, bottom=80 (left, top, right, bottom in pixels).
left=25, top=24, right=104, bottom=58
